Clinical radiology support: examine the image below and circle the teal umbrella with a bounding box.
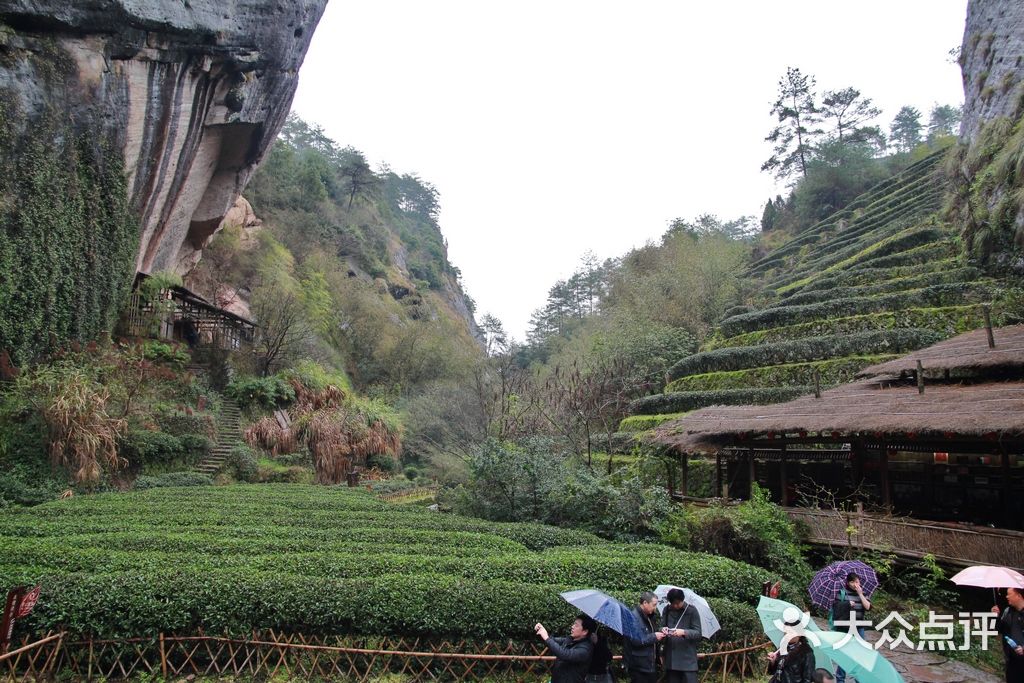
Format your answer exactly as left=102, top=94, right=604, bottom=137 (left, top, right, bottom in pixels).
left=756, top=597, right=830, bottom=669
left=756, top=597, right=905, bottom=683
left=815, top=630, right=905, bottom=683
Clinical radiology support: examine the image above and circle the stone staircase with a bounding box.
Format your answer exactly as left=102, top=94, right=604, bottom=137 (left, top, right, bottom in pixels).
left=195, top=399, right=242, bottom=476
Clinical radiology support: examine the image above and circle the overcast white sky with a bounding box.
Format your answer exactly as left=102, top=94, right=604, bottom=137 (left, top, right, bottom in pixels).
left=291, top=1, right=968, bottom=340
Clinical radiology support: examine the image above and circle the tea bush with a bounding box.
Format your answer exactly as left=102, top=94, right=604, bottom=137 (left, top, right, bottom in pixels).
left=0, top=485, right=777, bottom=641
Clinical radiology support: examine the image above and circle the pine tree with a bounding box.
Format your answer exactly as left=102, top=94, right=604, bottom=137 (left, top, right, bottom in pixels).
left=762, top=67, right=822, bottom=182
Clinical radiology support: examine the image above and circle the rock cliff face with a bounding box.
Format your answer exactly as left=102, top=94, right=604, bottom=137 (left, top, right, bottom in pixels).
left=960, top=0, right=1024, bottom=143
left=0, top=0, right=327, bottom=275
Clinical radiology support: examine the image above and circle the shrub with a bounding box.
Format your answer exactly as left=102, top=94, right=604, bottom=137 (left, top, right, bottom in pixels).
left=618, top=413, right=687, bottom=432
left=629, top=387, right=814, bottom=415
left=133, top=472, right=213, bottom=490
left=0, top=485, right=775, bottom=642
left=366, top=452, right=399, bottom=473
left=141, top=340, right=190, bottom=369
left=668, top=329, right=943, bottom=379
left=2, top=362, right=126, bottom=485
left=665, top=355, right=897, bottom=393
left=225, top=376, right=296, bottom=410
left=718, top=282, right=999, bottom=337
left=404, top=466, right=419, bottom=480
left=684, top=485, right=811, bottom=585
left=706, top=304, right=1011, bottom=350
left=155, top=410, right=216, bottom=439
left=119, top=430, right=211, bottom=469
left=227, top=444, right=259, bottom=483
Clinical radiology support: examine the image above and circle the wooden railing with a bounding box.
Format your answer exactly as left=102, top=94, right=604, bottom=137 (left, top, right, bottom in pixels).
left=376, top=486, right=440, bottom=503
left=785, top=506, right=1024, bottom=571
left=1, top=631, right=770, bottom=682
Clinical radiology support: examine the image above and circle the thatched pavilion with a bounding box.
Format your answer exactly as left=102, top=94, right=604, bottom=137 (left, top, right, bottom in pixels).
left=653, top=325, right=1024, bottom=532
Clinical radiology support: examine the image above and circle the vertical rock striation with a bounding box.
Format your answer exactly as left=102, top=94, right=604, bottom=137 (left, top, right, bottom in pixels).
left=959, top=0, right=1024, bottom=143
left=0, top=0, right=328, bottom=275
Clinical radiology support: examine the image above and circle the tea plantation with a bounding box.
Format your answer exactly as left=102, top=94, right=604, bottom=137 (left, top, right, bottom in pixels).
left=622, top=151, right=1021, bottom=432
left=0, top=485, right=769, bottom=641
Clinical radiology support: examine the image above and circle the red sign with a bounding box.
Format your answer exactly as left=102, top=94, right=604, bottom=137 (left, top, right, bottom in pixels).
left=1, top=585, right=41, bottom=653
left=17, top=586, right=40, bottom=618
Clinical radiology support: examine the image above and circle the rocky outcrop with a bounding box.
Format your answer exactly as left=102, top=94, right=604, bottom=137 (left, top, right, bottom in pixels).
left=959, top=0, right=1024, bottom=143
left=949, top=0, right=1024, bottom=268
left=0, top=0, right=327, bottom=275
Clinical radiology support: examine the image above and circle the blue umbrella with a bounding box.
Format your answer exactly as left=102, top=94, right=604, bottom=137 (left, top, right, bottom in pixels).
left=560, top=589, right=646, bottom=641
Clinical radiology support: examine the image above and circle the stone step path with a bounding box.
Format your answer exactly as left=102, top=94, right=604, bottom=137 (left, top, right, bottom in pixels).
left=811, top=618, right=1001, bottom=683
left=195, top=400, right=241, bottom=476
left=862, top=629, right=1001, bottom=683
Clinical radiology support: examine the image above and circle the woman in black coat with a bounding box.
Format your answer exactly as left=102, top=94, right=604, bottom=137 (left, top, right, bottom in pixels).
left=766, top=635, right=816, bottom=683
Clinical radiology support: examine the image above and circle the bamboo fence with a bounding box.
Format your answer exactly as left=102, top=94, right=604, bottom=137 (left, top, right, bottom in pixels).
left=376, top=486, right=440, bottom=503
left=2, top=631, right=770, bottom=682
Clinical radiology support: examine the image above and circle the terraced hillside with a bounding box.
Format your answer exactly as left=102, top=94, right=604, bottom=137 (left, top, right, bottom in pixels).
left=624, top=152, right=1018, bottom=434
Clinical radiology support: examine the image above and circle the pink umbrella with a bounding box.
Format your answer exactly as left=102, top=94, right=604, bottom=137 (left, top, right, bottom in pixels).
left=950, top=565, right=1024, bottom=604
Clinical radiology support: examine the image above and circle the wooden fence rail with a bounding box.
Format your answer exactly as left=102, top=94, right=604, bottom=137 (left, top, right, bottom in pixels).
left=2, top=631, right=770, bottom=682
left=784, top=505, right=1024, bottom=571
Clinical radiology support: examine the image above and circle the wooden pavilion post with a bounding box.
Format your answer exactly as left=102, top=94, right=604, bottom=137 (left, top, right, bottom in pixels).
left=747, top=447, right=756, bottom=499
left=779, top=444, right=789, bottom=506
left=880, top=446, right=892, bottom=512
left=715, top=453, right=723, bottom=498
left=679, top=451, right=689, bottom=498
left=1001, top=446, right=1012, bottom=528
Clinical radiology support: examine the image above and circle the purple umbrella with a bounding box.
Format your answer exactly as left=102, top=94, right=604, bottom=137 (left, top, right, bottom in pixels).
left=809, top=560, right=879, bottom=612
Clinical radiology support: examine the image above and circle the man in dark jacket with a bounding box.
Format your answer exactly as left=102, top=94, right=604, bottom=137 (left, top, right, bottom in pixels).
left=623, top=591, right=666, bottom=683
left=661, top=588, right=702, bottom=683
left=994, top=586, right=1024, bottom=683
left=535, top=614, right=597, bottom=683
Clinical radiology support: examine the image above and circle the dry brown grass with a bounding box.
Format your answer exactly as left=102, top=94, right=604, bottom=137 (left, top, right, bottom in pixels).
left=17, top=365, right=127, bottom=485
left=244, top=381, right=400, bottom=484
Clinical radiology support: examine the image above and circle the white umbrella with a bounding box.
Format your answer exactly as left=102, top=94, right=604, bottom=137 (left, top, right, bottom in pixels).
left=653, top=584, right=721, bottom=638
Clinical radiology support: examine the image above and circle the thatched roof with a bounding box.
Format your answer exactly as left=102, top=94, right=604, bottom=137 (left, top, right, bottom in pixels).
left=653, top=325, right=1024, bottom=453
left=857, top=324, right=1024, bottom=378
left=653, top=378, right=1024, bottom=452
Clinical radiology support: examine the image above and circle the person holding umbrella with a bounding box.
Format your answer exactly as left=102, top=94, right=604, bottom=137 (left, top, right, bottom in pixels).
left=993, top=586, right=1024, bottom=683
left=660, top=587, right=702, bottom=683
left=766, top=616, right=817, bottom=683
left=623, top=592, right=666, bottom=683
left=831, top=573, right=872, bottom=683
left=535, top=614, right=597, bottom=683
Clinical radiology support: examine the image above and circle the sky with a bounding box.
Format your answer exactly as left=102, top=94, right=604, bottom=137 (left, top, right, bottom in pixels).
left=291, top=1, right=968, bottom=340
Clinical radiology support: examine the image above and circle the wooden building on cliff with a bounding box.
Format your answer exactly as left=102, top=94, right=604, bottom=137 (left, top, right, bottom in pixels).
left=653, top=325, right=1024, bottom=534
left=123, top=273, right=256, bottom=351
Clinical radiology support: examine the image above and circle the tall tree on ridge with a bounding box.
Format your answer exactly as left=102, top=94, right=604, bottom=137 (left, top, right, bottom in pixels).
left=889, top=106, right=923, bottom=153
left=820, top=87, right=882, bottom=145
left=927, top=104, right=962, bottom=142
left=762, top=67, right=821, bottom=182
